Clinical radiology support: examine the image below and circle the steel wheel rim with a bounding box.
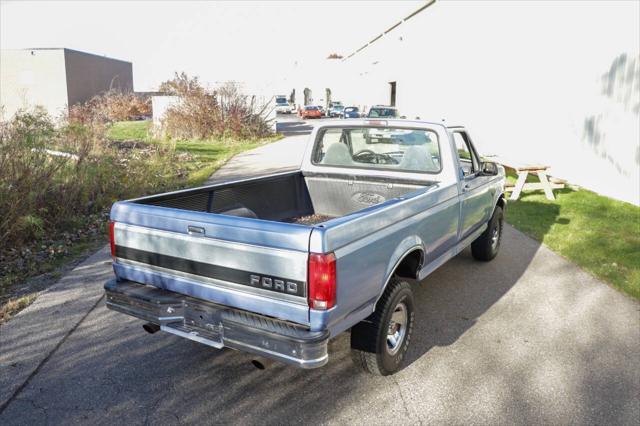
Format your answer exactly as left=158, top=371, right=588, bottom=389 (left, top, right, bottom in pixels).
left=386, top=302, right=408, bottom=355
left=491, top=223, right=500, bottom=250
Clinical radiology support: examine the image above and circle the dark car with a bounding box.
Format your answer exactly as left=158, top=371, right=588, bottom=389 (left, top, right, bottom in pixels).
left=367, top=106, right=399, bottom=118
left=342, top=106, right=361, bottom=119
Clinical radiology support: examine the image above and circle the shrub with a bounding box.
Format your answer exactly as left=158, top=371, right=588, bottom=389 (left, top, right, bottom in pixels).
left=159, top=73, right=273, bottom=140
left=158, top=71, right=203, bottom=96
left=0, top=108, right=182, bottom=250
left=68, top=91, right=151, bottom=125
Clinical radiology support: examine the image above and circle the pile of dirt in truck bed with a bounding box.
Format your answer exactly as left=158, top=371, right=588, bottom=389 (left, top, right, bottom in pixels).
left=289, top=214, right=334, bottom=225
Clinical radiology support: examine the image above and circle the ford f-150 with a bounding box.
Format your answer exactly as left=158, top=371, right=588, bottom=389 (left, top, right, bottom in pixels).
left=104, top=119, right=506, bottom=375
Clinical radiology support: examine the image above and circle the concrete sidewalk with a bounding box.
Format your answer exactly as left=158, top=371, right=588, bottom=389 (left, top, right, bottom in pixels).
left=1, top=130, right=638, bottom=425
left=204, top=134, right=308, bottom=184
left=0, top=247, right=112, bottom=411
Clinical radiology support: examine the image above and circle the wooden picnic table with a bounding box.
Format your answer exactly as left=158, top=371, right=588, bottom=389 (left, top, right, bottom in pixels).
left=497, top=161, right=564, bottom=201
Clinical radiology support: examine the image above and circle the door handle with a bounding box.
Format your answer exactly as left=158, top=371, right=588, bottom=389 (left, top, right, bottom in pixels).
left=187, top=225, right=205, bottom=236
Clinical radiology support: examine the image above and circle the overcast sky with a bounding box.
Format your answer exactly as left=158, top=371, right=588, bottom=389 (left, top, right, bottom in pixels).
left=1, top=0, right=422, bottom=91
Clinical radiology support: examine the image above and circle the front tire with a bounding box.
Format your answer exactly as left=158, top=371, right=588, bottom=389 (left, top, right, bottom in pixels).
left=350, top=279, right=415, bottom=375
left=471, top=205, right=503, bottom=261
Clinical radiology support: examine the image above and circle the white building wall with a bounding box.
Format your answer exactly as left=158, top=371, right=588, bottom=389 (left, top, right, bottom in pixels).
left=0, top=49, right=68, bottom=120
left=337, top=1, right=640, bottom=205
left=151, top=95, right=179, bottom=128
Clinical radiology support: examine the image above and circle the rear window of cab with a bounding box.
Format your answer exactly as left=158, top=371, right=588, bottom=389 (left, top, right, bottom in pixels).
left=311, top=126, right=442, bottom=174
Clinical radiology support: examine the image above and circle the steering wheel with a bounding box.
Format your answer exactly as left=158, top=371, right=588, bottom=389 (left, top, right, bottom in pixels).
left=353, top=149, right=398, bottom=165
left=353, top=149, right=376, bottom=157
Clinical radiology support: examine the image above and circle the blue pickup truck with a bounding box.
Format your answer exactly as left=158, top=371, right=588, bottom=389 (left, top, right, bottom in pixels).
left=105, top=120, right=506, bottom=375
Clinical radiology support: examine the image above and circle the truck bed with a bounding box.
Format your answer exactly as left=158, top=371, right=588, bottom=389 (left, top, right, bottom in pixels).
left=133, top=171, right=430, bottom=225
left=288, top=214, right=335, bottom=225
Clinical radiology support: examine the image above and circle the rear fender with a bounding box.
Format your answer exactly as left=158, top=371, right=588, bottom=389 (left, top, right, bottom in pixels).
left=374, top=236, right=425, bottom=310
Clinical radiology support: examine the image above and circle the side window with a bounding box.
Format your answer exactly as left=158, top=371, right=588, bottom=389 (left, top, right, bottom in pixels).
left=313, top=128, right=343, bottom=163
left=453, top=132, right=479, bottom=176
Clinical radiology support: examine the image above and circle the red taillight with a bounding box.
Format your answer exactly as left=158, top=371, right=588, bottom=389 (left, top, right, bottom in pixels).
left=109, top=221, right=116, bottom=257
left=308, top=253, right=336, bottom=310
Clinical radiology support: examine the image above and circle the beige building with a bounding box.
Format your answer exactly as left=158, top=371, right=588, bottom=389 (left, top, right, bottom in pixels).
left=0, top=48, right=133, bottom=119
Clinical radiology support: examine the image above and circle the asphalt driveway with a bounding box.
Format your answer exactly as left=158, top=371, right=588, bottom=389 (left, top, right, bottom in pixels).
left=1, top=120, right=638, bottom=425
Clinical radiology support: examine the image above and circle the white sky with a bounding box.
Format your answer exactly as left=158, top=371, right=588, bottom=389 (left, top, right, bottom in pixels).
left=0, top=0, right=422, bottom=91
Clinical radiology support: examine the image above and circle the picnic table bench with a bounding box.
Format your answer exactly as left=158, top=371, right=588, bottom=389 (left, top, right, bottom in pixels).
left=497, top=161, right=564, bottom=201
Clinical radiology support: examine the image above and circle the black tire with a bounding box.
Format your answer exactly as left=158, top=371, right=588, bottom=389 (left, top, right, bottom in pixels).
left=471, top=205, right=503, bottom=261
left=350, top=278, right=415, bottom=376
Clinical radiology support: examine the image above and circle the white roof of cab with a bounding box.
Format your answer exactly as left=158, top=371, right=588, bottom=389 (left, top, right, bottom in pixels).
left=314, top=119, right=450, bottom=131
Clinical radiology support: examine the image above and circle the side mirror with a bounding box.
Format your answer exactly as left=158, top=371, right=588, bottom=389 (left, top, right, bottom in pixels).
left=481, top=161, right=499, bottom=176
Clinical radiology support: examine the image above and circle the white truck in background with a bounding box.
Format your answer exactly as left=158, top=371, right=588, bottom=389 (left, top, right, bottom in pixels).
left=275, top=95, right=295, bottom=114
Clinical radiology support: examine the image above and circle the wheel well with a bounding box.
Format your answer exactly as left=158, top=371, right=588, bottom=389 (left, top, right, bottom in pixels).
left=393, top=249, right=423, bottom=280
left=496, top=194, right=506, bottom=210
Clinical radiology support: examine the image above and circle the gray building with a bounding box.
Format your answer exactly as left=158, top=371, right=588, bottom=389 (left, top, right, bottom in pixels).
left=0, top=48, right=133, bottom=119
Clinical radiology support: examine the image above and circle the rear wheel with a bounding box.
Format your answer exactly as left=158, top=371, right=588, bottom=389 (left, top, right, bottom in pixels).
left=350, top=279, right=415, bottom=375
left=471, top=205, right=503, bottom=261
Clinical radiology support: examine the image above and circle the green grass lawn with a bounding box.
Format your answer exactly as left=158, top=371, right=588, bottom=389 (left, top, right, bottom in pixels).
left=505, top=177, right=640, bottom=299
left=107, top=120, right=151, bottom=141
left=107, top=120, right=280, bottom=186
left=174, top=139, right=265, bottom=186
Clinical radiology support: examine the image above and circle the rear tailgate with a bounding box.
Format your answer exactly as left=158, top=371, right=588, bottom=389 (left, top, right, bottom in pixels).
left=110, top=202, right=312, bottom=325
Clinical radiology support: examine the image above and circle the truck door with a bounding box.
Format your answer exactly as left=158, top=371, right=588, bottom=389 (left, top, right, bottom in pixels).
left=453, top=130, right=494, bottom=240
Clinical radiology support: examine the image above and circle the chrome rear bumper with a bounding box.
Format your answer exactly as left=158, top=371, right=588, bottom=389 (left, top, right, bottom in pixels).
left=104, top=279, right=329, bottom=368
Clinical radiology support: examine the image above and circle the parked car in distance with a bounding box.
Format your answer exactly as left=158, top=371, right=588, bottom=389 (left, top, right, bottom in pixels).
left=317, top=105, right=326, bottom=116
left=275, top=95, right=295, bottom=114
left=104, top=119, right=506, bottom=376
left=300, top=105, right=323, bottom=119
left=328, top=104, right=345, bottom=117
left=367, top=105, right=399, bottom=118
left=342, top=106, right=361, bottom=118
